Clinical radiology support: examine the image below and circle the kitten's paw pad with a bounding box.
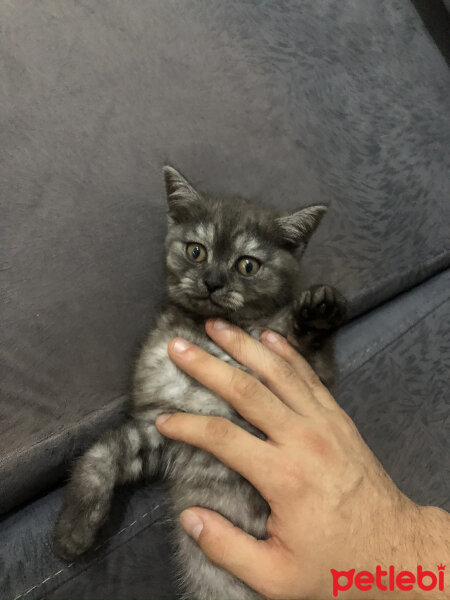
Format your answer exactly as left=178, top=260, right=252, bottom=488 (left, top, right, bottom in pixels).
left=296, top=285, right=346, bottom=329
left=52, top=507, right=99, bottom=560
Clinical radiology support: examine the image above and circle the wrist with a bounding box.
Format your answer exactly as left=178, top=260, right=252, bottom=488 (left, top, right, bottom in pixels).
left=327, top=500, right=449, bottom=600
left=364, top=502, right=448, bottom=600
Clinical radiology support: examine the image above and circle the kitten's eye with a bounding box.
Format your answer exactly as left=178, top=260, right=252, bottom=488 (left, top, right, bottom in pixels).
left=236, top=257, right=260, bottom=276
left=186, top=242, right=207, bottom=263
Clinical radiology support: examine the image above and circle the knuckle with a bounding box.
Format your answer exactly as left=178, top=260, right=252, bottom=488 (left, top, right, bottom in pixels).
left=302, top=428, right=332, bottom=459
left=230, top=370, right=260, bottom=400
left=272, top=357, right=297, bottom=383
left=204, top=417, right=233, bottom=443
left=207, top=535, right=233, bottom=568
left=338, top=410, right=358, bottom=435
left=305, top=368, right=322, bottom=389
left=229, top=329, right=247, bottom=358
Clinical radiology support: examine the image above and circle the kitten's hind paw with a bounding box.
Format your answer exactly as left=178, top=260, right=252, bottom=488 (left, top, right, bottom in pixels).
left=295, top=285, right=346, bottom=331
left=52, top=503, right=102, bottom=561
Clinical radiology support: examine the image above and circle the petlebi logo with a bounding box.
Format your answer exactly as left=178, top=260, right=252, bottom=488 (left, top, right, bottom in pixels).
left=330, top=564, right=446, bottom=597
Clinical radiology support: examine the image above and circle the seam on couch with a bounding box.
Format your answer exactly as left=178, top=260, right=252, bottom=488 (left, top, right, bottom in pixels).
left=339, top=296, right=449, bottom=386
left=37, top=514, right=173, bottom=600
left=347, top=248, right=450, bottom=320
left=11, top=504, right=161, bottom=600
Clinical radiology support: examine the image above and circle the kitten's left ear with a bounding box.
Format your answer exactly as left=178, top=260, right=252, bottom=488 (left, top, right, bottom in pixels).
left=163, top=165, right=204, bottom=223
left=275, top=205, right=327, bottom=248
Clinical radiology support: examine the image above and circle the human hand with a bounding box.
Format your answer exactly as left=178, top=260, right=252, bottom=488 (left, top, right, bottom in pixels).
left=156, top=319, right=449, bottom=599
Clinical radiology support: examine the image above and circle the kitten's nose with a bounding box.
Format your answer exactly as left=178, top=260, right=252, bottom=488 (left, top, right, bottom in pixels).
left=204, top=279, right=223, bottom=293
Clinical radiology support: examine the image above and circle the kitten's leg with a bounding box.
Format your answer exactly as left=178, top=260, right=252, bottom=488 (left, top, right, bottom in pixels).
left=290, top=285, right=346, bottom=386
left=53, top=419, right=162, bottom=560
left=294, top=284, right=346, bottom=334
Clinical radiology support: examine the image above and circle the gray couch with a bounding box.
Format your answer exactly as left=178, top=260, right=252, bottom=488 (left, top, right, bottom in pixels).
left=1, top=2, right=449, bottom=599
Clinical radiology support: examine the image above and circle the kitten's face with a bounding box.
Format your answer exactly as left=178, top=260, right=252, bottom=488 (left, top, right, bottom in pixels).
left=166, top=217, right=299, bottom=319
left=163, top=167, right=326, bottom=320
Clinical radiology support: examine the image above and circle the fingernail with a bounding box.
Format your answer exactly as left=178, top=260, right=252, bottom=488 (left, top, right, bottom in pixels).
left=263, top=330, right=282, bottom=344
left=156, top=413, right=172, bottom=426
left=180, top=510, right=204, bottom=540
left=212, top=318, right=231, bottom=331
left=172, top=338, right=191, bottom=353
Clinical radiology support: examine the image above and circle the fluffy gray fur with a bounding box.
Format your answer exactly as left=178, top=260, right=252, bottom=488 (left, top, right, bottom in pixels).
left=53, top=166, right=346, bottom=600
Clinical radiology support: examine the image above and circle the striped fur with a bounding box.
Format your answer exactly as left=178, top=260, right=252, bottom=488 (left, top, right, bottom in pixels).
left=53, top=167, right=345, bottom=599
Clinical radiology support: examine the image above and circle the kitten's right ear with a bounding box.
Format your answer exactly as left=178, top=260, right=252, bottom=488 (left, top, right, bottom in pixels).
left=163, top=166, right=204, bottom=223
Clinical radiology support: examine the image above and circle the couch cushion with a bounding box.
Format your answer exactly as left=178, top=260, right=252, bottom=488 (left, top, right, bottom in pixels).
left=1, top=269, right=449, bottom=600
left=1, top=0, right=449, bottom=514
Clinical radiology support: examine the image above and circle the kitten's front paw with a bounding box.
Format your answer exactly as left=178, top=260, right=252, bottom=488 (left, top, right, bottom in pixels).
left=295, top=285, right=346, bottom=330
left=52, top=504, right=99, bottom=561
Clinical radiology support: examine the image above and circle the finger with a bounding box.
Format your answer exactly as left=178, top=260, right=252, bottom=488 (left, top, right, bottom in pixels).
left=260, top=330, right=338, bottom=410
left=179, top=507, right=285, bottom=598
left=156, top=412, right=278, bottom=498
left=205, top=319, right=319, bottom=415
left=167, top=337, right=295, bottom=440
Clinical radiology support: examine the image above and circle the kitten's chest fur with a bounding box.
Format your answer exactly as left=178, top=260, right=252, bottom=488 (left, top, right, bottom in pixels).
left=132, top=304, right=289, bottom=488
left=133, top=303, right=291, bottom=419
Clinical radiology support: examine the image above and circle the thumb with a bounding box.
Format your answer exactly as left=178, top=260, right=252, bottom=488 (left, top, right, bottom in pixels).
left=180, top=507, right=278, bottom=595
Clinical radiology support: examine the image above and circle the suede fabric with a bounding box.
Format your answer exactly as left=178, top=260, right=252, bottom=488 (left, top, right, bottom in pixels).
left=1, top=268, right=449, bottom=600
left=1, top=0, right=449, bottom=515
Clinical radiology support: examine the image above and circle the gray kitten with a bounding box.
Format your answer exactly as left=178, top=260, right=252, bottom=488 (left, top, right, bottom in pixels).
left=53, top=166, right=346, bottom=600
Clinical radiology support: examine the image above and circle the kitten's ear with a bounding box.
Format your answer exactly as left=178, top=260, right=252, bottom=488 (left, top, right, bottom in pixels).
left=163, top=165, right=204, bottom=223
left=275, top=205, right=327, bottom=248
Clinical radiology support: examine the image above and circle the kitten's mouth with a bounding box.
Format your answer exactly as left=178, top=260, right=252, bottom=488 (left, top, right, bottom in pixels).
left=192, top=295, right=229, bottom=309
